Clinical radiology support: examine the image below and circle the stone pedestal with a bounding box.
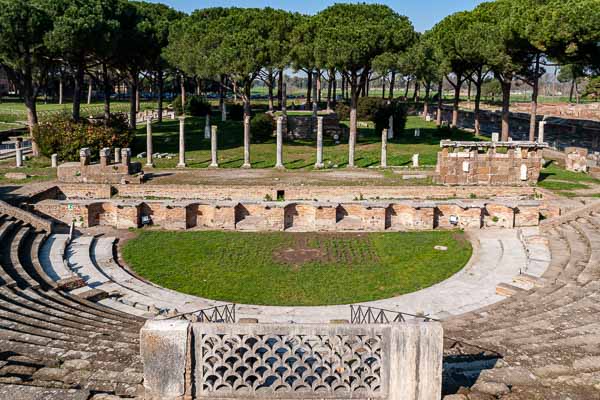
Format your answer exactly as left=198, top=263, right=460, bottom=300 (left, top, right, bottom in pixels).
left=80, top=148, right=91, bottom=167
left=15, top=139, right=23, bottom=168
left=381, top=129, right=388, bottom=168
left=209, top=125, right=218, bottom=168
left=315, top=116, right=324, bottom=169
left=492, top=132, right=500, bottom=142
left=177, top=117, right=186, bottom=168
left=146, top=118, right=154, bottom=167
left=114, top=148, right=121, bottom=164
left=538, top=120, right=546, bottom=143
left=121, top=148, right=131, bottom=167
left=242, top=115, right=251, bottom=168
left=281, top=83, right=287, bottom=113
left=51, top=154, right=58, bottom=168
left=275, top=117, right=284, bottom=169
left=204, top=114, right=211, bottom=139
left=413, top=153, right=420, bottom=168
left=99, top=148, right=110, bottom=167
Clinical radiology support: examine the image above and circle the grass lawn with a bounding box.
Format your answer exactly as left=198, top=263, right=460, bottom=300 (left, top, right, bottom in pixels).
left=0, top=157, right=56, bottom=184
left=132, top=116, right=486, bottom=170
left=122, top=230, right=472, bottom=306
left=538, top=162, right=600, bottom=195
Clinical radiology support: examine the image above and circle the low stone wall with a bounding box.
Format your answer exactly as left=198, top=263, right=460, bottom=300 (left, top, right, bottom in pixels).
left=140, top=320, right=443, bottom=400
left=44, top=183, right=543, bottom=202
left=0, top=200, right=53, bottom=233
left=32, top=198, right=548, bottom=231
left=432, top=105, right=600, bottom=151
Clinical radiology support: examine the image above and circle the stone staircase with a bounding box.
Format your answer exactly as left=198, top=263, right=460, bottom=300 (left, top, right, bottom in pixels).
left=443, top=206, right=600, bottom=399
left=0, top=212, right=144, bottom=399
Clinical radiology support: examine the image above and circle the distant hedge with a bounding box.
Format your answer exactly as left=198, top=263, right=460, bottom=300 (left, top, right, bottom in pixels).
left=336, top=98, right=407, bottom=138
left=172, top=95, right=211, bottom=117
left=32, top=113, right=133, bottom=161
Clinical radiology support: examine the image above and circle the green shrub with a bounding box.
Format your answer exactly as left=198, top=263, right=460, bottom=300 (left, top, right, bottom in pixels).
left=32, top=112, right=134, bottom=161
left=227, top=103, right=245, bottom=121
left=335, top=98, right=407, bottom=138
left=172, top=95, right=211, bottom=116
left=251, top=113, right=274, bottom=143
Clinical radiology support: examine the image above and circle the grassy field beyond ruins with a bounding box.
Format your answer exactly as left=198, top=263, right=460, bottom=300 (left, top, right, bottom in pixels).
left=122, top=230, right=472, bottom=306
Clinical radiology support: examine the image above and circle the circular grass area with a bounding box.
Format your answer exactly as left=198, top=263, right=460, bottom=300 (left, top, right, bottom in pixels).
left=122, top=231, right=472, bottom=306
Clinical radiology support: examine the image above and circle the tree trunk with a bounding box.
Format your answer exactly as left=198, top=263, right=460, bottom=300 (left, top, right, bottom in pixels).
left=136, top=86, right=140, bottom=113
left=474, top=80, right=482, bottom=136
left=349, top=76, right=357, bottom=168
left=500, top=78, right=512, bottom=141
left=268, top=71, right=275, bottom=112
left=243, top=84, right=252, bottom=167
left=569, top=78, right=575, bottom=103
left=423, top=84, right=430, bottom=118
left=72, top=64, right=84, bottom=121
left=180, top=74, right=186, bottom=108
left=332, top=71, right=337, bottom=107
left=129, top=73, right=138, bottom=130
left=404, top=78, right=410, bottom=98
left=23, top=76, right=39, bottom=156
left=436, top=79, right=443, bottom=127
left=306, top=70, right=312, bottom=106
left=326, top=69, right=333, bottom=111
left=157, top=69, right=164, bottom=123
left=389, top=71, right=395, bottom=100
left=341, top=74, right=345, bottom=100
left=317, top=70, right=322, bottom=103
left=102, top=63, right=111, bottom=123
left=277, top=69, right=283, bottom=109
left=413, top=81, right=420, bottom=102
left=529, top=56, right=541, bottom=141
left=219, top=75, right=225, bottom=109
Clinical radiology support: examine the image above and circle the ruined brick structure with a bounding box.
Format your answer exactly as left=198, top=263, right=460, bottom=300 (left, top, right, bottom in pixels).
left=280, top=112, right=346, bottom=141
left=57, top=147, right=143, bottom=184
left=434, top=141, right=545, bottom=186
left=33, top=198, right=548, bottom=231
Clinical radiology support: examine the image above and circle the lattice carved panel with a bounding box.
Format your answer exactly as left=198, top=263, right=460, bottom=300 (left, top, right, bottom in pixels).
left=194, top=324, right=389, bottom=399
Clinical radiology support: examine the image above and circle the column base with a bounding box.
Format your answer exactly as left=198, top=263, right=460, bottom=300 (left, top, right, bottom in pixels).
left=208, top=163, right=219, bottom=169
left=380, top=164, right=388, bottom=168
left=275, top=164, right=285, bottom=170
left=346, top=164, right=357, bottom=169
left=146, top=163, right=155, bottom=168
left=314, top=163, right=324, bottom=169
left=241, top=163, right=251, bottom=169
left=177, top=163, right=187, bottom=169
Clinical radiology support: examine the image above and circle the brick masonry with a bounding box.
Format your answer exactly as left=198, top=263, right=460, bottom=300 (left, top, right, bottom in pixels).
left=33, top=198, right=547, bottom=231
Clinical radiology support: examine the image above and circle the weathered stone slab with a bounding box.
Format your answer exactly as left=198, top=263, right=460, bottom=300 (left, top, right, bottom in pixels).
left=0, top=384, right=89, bottom=400
left=140, top=319, right=189, bottom=400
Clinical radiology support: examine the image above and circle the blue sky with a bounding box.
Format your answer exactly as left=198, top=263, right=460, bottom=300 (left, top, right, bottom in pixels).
left=150, top=0, right=486, bottom=32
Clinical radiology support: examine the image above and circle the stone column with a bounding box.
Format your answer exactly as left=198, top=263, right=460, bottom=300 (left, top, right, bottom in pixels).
left=80, top=148, right=91, bottom=167
left=204, top=114, right=211, bottom=139
left=121, top=148, right=131, bottom=167
left=114, top=148, right=121, bottom=164
left=315, top=116, right=324, bottom=169
left=177, top=117, right=186, bottom=168
left=275, top=116, right=284, bottom=169
left=388, top=116, right=394, bottom=139
left=99, top=148, right=110, bottom=167
left=209, top=125, right=218, bottom=168
left=242, top=115, right=251, bottom=168
left=381, top=129, right=388, bottom=168
left=15, top=139, right=23, bottom=168
left=492, top=132, right=500, bottom=142
left=281, top=82, right=287, bottom=114
left=51, top=154, right=58, bottom=168
left=538, top=120, right=546, bottom=143
left=413, top=153, right=420, bottom=168
left=146, top=118, right=154, bottom=167
left=221, top=102, right=227, bottom=122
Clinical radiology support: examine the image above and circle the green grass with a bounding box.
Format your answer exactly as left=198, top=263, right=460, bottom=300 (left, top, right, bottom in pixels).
left=0, top=156, right=56, bottom=184
left=132, top=116, right=484, bottom=169
left=537, top=162, right=600, bottom=195
left=122, top=230, right=472, bottom=306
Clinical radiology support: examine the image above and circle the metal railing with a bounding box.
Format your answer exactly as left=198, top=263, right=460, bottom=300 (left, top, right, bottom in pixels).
left=350, top=305, right=438, bottom=324
left=165, top=303, right=236, bottom=323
